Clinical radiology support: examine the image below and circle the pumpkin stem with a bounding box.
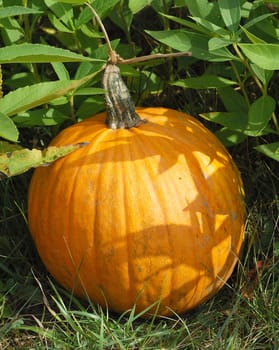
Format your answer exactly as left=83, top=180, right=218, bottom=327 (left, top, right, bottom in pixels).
left=102, top=63, right=147, bottom=129
left=85, top=2, right=190, bottom=129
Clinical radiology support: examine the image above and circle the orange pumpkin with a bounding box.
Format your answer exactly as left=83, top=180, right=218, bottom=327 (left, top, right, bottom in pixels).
left=28, top=64, right=245, bottom=316
left=28, top=106, right=245, bottom=316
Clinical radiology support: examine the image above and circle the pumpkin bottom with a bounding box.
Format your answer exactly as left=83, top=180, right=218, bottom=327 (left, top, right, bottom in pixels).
left=54, top=230, right=241, bottom=318
left=36, top=219, right=242, bottom=317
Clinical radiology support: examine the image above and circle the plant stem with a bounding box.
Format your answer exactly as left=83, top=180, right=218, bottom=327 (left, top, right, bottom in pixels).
left=85, top=2, right=191, bottom=65
left=230, top=60, right=250, bottom=108
left=85, top=2, right=117, bottom=63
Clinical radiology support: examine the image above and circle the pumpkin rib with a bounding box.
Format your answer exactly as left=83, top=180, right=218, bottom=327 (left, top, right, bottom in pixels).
left=84, top=128, right=121, bottom=305
left=123, top=134, right=147, bottom=303
left=130, top=128, right=175, bottom=309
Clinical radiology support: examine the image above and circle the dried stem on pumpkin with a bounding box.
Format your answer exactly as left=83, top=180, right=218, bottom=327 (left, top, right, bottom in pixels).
left=85, top=2, right=191, bottom=129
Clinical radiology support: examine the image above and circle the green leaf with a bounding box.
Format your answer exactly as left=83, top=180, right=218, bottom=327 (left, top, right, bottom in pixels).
left=208, top=37, right=232, bottom=51
left=238, top=44, right=279, bottom=70
left=255, top=142, right=279, bottom=162
left=0, top=143, right=88, bottom=179
left=78, top=0, right=120, bottom=23
left=13, top=108, right=69, bottom=127
left=0, top=69, right=104, bottom=117
left=129, top=0, right=150, bottom=13
left=45, top=0, right=74, bottom=28
left=0, top=43, right=103, bottom=63
left=242, top=13, right=275, bottom=31
left=218, top=0, right=241, bottom=32
left=215, top=127, right=247, bottom=147
left=247, top=95, right=275, bottom=135
left=109, top=1, right=133, bottom=32
left=251, top=64, right=274, bottom=87
left=160, top=13, right=211, bottom=35
left=146, top=30, right=236, bottom=61
left=240, top=25, right=265, bottom=44
left=48, top=13, right=74, bottom=33
left=172, top=75, right=237, bottom=89
left=0, top=6, right=43, bottom=18
left=51, top=62, right=70, bottom=81
left=182, top=0, right=216, bottom=20
left=0, top=112, right=19, bottom=142
left=190, top=16, right=230, bottom=36
left=200, top=111, right=247, bottom=130
left=218, top=87, right=248, bottom=113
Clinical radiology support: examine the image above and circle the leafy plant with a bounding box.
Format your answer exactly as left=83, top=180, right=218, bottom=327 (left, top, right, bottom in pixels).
left=147, top=0, right=279, bottom=160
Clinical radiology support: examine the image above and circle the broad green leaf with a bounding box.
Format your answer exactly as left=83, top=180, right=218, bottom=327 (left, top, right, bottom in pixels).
left=0, top=6, right=43, bottom=18
left=218, top=0, right=241, bottom=32
left=45, top=0, right=74, bottom=28
left=190, top=16, right=230, bottom=36
left=242, top=13, right=275, bottom=32
left=0, top=112, right=19, bottom=142
left=247, top=95, right=275, bottom=135
left=146, top=30, right=236, bottom=61
left=218, top=87, right=248, bottom=113
left=251, top=64, right=273, bottom=87
left=77, top=0, right=120, bottom=23
left=238, top=44, right=279, bottom=70
left=13, top=108, right=69, bottom=127
left=200, top=111, right=247, bottom=130
left=0, top=16, right=23, bottom=44
left=240, top=26, right=265, bottom=44
left=110, top=1, right=133, bottom=32
left=0, top=69, right=104, bottom=117
left=0, top=43, right=103, bottom=63
left=172, top=75, right=237, bottom=89
left=208, top=37, right=232, bottom=51
left=48, top=13, right=74, bottom=33
left=0, top=143, right=88, bottom=179
left=129, top=0, right=151, bottom=13
left=76, top=96, right=104, bottom=119
left=215, top=127, right=247, bottom=147
left=182, top=0, right=216, bottom=20
left=255, top=142, right=279, bottom=162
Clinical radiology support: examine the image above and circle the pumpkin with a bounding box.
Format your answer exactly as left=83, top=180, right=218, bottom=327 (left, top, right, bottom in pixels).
left=28, top=64, right=245, bottom=317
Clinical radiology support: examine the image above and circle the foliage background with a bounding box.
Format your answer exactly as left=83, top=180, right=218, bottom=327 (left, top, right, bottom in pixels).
left=0, top=0, right=278, bottom=348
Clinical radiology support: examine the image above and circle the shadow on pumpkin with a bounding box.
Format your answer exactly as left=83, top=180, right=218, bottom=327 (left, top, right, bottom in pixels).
left=53, top=107, right=233, bottom=176
left=50, top=157, right=244, bottom=316
left=61, top=215, right=243, bottom=317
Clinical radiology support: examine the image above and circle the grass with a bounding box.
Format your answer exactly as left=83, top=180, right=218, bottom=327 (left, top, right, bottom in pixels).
left=0, top=144, right=278, bottom=349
